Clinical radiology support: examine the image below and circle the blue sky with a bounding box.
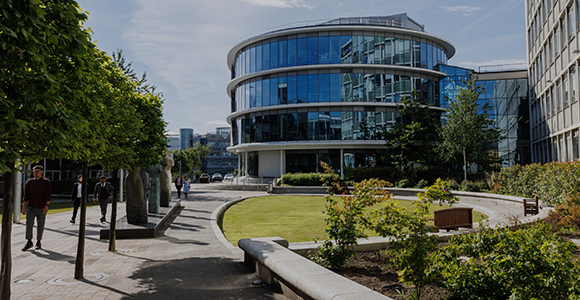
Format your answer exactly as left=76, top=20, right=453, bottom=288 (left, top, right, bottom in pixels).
left=75, top=0, right=527, bottom=134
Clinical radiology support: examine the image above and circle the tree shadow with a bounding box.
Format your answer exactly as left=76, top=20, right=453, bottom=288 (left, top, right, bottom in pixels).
left=121, top=256, right=285, bottom=300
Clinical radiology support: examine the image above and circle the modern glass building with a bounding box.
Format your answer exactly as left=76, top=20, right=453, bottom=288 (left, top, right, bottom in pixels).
left=226, top=14, right=454, bottom=177
left=526, top=0, right=580, bottom=163
left=438, top=65, right=531, bottom=167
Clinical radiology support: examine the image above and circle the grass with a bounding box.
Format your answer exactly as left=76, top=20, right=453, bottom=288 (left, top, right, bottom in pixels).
left=222, top=195, right=488, bottom=246
left=0, top=200, right=100, bottom=223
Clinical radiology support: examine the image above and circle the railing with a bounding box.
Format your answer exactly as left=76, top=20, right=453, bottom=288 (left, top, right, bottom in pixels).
left=478, top=63, right=528, bottom=73
left=259, top=17, right=423, bottom=35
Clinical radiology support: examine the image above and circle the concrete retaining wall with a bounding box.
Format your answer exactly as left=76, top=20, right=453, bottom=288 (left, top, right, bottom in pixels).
left=239, top=237, right=393, bottom=300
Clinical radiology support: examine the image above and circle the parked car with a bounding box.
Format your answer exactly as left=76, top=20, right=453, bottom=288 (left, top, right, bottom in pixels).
left=211, top=173, right=223, bottom=182
left=199, top=173, right=210, bottom=183
left=223, top=174, right=234, bottom=181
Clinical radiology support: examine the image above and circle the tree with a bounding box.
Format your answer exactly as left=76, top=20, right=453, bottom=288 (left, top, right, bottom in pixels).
left=170, top=143, right=211, bottom=176
left=382, top=93, right=441, bottom=183
left=1, top=0, right=96, bottom=297
left=438, top=76, right=502, bottom=181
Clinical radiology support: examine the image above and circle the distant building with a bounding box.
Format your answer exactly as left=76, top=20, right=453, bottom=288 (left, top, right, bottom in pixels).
left=167, top=133, right=180, bottom=150
left=526, top=0, right=580, bottom=162
left=179, top=128, right=194, bottom=150
left=438, top=64, right=531, bottom=167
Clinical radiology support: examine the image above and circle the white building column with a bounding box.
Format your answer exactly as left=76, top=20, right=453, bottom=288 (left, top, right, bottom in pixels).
left=340, top=148, right=344, bottom=178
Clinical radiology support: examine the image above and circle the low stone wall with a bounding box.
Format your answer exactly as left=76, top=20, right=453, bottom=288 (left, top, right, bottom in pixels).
left=239, top=237, right=392, bottom=300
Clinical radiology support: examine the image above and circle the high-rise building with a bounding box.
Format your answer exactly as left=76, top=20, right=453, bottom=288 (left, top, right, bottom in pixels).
left=226, top=14, right=454, bottom=177
left=526, top=0, right=580, bottom=162
left=179, top=128, right=194, bottom=150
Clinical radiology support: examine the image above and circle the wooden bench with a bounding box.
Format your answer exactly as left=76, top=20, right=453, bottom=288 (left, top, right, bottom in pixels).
left=524, top=195, right=539, bottom=216
left=431, top=207, right=473, bottom=232
left=331, top=183, right=350, bottom=195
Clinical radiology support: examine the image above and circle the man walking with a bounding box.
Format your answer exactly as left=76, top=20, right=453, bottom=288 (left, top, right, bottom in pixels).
left=93, top=176, right=113, bottom=223
left=175, top=174, right=183, bottom=198
left=22, top=165, right=51, bottom=251
left=70, top=175, right=85, bottom=224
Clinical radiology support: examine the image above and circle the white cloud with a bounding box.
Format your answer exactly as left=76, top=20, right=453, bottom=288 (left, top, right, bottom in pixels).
left=206, top=120, right=230, bottom=126
left=241, top=0, right=314, bottom=9
left=439, top=5, right=482, bottom=13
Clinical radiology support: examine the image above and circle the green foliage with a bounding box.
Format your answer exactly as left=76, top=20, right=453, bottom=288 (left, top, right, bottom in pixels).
left=438, top=74, right=502, bottom=181
left=545, top=193, right=580, bottom=231
left=459, top=180, right=488, bottom=192
left=396, top=179, right=411, bottom=188
left=382, top=93, right=441, bottom=169
left=494, top=161, right=580, bottom=205
left=414, top=179, right=429, bottom=189
left=432, top=222, right=580, bottom=300
left=369, top=179, right=459, bottom=298
left=319, top=162, right=340, bottom=187
left=316, top=178, right=391, bottom=270
left=280, top=172, right=336, bottom=186
left=170, top=143, right=211, bottom=176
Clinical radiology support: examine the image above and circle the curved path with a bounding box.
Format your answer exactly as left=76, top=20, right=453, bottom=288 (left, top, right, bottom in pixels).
left=5, top=188, right=286, bottom=300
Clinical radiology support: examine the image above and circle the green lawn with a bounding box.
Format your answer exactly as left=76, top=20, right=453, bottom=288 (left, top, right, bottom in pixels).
left=0, top=200, right=100, bottom=223
left=221, top=195, right=488, bottom=246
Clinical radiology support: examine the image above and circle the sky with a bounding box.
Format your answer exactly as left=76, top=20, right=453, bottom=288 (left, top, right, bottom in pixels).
left=75, top=0, right=527, bottom=135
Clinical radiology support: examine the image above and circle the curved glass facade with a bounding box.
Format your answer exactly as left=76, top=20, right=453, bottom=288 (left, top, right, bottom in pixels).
left=231, top=108, right=402, bottom=145
left=233, top=72, right=438, bottom=112
left=234, top=34, right=448, bottom=78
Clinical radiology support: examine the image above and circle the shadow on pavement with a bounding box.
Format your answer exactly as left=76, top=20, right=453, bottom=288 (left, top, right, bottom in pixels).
left=121, top=256, right=286, bottom=300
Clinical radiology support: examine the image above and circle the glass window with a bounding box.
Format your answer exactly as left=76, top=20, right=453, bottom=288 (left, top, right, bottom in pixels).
left=255, top=116, right=262, bottom=143
left=308, top=74, right=318, bottom=103
left=270, top=41, right=278, bottom=69
left=255, top=79, right=262, bottom=107
left=564, top=73, right=569, bottom=108
left=308, top=112, right=318, bottom=140
left=571, top=66, right=577, bottom=103
left=262, top=115, right=270, bottom=142
left=330, top=36, right=340, bottom=64
left=249, top=80, right=256, bottom=108
left=270, top=77, right=278, bottom=106
left=569, top=6, right=575, bottom=41
left=288, top=38, right=297, bottom=66
left=279, top=114, right=286, bottom=141
left=297, top=38, right=308, bottom=65
left=256, top=44, right=262, bottom=72
left=420, top=42, right=427, bottom=68
left=262, top=78, right=270, bottom=107
left=279, top=77, right=288, bottom=104
left=427, top=44, right=433, bottom=69
left=318, top=111, right=330, bottom=140
left=244, top=49, right=249, bottom=75
left=557, top=80, right=562, bottom=111
left=319, top=36, right=329, bottom=64
left=269, top=114, right=278, bottom=142
left=341, top=35, right=352, bottom=63
left=330, top=73, right=341, bottom=102
left=385, top=38, right=393, bottom=65
left=262, top=43, right=270, bottom=71
left=330, top=111, right=341, bottom=140
left=297, top=75, right=308, bottom=103
left=403, top=39, right=411, bottom=65
left=279, top=39, right=287, bottom=68
left=250, top=46, right=256, bottom=73
left=288, top=113, right=298, bottom=141
left=308, top=37, right=318, bottom=65
left=319, top=73, right=330, bottom=102
left=288, top=75, right=297, bottom=104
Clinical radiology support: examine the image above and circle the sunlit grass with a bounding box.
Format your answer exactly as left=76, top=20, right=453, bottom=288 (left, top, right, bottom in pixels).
left=222, top=195, right=488, bottom=246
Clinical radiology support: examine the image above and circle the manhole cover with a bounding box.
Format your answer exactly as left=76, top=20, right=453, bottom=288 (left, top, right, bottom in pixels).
left=47, top=273, right=110, bottom=286
left=89, top=249, right=135, bottom=256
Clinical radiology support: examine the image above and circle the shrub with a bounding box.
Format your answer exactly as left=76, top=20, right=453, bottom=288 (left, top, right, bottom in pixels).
left=414, top=179, right=429, bottom=189
left=447, top=178, right=460, bottom=191
left=459, top=180, right=482, bottom=192
left=432, top=222, right=580, bottom=300
left=280, top=172, right=332, bottom=186
left=545, top=193, right=580, bottom=231
left=315, top=178, right=391, bottom=270
left=396, top=179, right=410, bottom=188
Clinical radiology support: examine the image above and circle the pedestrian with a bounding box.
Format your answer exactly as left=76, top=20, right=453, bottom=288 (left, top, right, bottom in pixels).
left=182, top=175, right=191, bottom=199
left=93, top=176, right=114, bottom=223
left=21, top=165, right=51, bottom=251
left=70, top=175, right=86, bottom=224
left=175, top=174, right=183, bottom=198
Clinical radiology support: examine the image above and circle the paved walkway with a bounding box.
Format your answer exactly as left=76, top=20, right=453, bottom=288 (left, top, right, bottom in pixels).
left=3, top=188, right=287, bottom=300
left=1, top=185, right=567, bottom=300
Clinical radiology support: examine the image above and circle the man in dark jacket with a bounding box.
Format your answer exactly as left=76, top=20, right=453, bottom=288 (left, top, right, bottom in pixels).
left=175, top=174, right=183, bottom=198
left=22, top=165, right=51, bottom=251
left=93, top=176, right=114, bottom=223
left=70, top=175, right=85, bottom=224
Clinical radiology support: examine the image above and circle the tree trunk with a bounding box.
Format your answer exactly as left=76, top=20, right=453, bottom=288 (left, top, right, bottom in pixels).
left=74, top=162, right=88, bottom=279
left=108, top=169, right=119, bottom=252
left=463, top=148, right=467, bottom=182
left=1, top=162, right=15, bottom=300
left=126, top=167, right=147, bottom=224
